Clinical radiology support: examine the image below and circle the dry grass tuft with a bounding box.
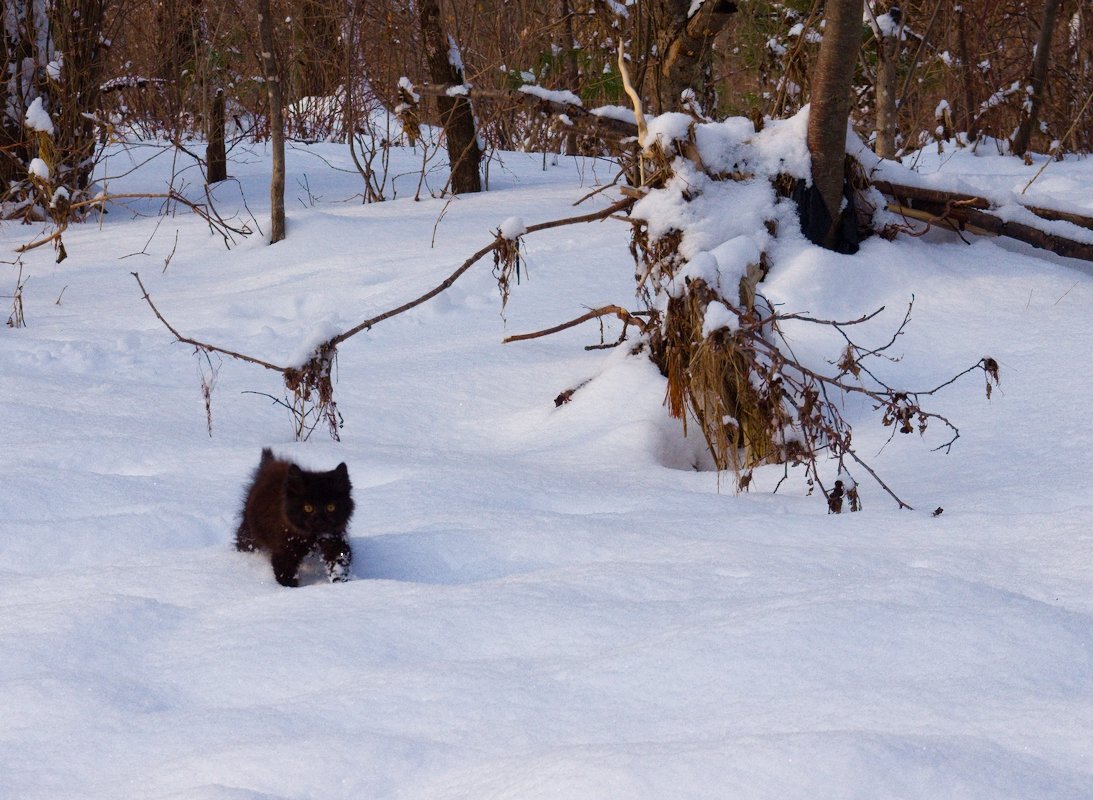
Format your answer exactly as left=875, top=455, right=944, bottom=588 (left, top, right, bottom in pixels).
left=492, top=231, right=523, bottom=317
left=283, top=342, right=342, bottom=441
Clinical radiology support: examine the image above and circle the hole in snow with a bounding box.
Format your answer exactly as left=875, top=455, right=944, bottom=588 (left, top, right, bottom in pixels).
left=353, top=531, right=542, bottom=585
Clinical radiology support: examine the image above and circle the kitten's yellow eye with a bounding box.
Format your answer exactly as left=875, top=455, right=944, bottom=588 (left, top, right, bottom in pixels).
left=326, top=503, right=336, bottom=512
left=303, top=504, right=314, bottom=513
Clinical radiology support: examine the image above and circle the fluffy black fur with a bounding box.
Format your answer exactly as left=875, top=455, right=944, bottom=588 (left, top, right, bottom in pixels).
left=235, top=448, right=355, bottom=587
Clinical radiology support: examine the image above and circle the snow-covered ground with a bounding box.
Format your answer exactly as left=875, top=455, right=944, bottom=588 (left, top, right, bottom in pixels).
left=2, top=130, right=1092, bottom=799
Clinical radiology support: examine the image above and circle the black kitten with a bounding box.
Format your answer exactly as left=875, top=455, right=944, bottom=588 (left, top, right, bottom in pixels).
left=235, top=448, right=355, bottom=587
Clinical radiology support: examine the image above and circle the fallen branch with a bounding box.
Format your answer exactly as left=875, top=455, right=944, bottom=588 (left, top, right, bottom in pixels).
left=15, top=226, right=68, bottom=255
left=411, top=83, right=640, bottom=145
left=957, top=207, right=1093, bottom=262
left=328, top=196, right=634, bottom=347
left=503, top=304, right=649, bottom=344
left=132, top=272, right=286, bottom=372
left=134, top=196, right=636, bottom=440
left=876, top=179, right=1093, bottom=261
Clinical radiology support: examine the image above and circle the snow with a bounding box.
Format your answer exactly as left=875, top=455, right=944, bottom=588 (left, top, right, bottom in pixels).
left=27, top=157, right=50, bottom=180
left=446, top=34, right=464, bottom=73
left=24, top=96, right=54, bottom=134
left=701, top=299, right=738, bottom=336
left=397, top=76, right=419, bottom=103
left=751, top=108, right=814, bottom=180
left=498, top=216, right=526, bottom=240
left=285, top=317, right=348, bottom=369
left=518, top=84, right=583, bottom=108
left=874, top=11, right=902, bottom=38
left=2, top=120, right=1093, bottom=799
left=862, top=137, right=1093, bottom=241
left=604, top=0, right=629, bottom=17
left=590, top=103, right=643, bottom=126
left=644, top=111, right=694, bottom=151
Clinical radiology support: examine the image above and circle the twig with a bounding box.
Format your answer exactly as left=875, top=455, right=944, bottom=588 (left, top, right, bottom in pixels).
left=572, top=166, right=626, bottom=206
left=503, top=304, right=649, bottom=343
left=131, top=272, right=286, bottom=372
left=1022, top=89, right=1093, bottom=194
left=162, top=229, right=180, bottom=272
left=846, top=450, right=913, bottom=510
left=15, top=226, right=67, bottom=254
left=1054, top=281, right=1078, bottom=305
left=431, top=194, right=457, bottom=248
left=241, top=390, right=294, bottom=411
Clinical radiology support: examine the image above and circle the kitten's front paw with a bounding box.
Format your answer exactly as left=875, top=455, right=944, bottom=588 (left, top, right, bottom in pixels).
left=326, top=555, right=352, bottom=583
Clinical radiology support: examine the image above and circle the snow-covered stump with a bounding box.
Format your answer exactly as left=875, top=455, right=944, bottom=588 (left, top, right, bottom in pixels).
left=626, top=112, right=804, bottom=482
left=621, top=109, right=998, bottom=507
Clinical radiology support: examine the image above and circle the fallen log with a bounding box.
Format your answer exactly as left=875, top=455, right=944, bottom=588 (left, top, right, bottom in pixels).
left=878, top=179, right=1093, bottom=262
left=873, top=180, right=989, bottom=210
left=874, top=180, right=1093, bottom=231
left=958, top=206, right=1093, bottom=261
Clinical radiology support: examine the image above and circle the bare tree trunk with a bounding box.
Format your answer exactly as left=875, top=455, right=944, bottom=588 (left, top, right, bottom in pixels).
left=49, top=0, right=110, bottom=197
left=655, top=0, right=737, bottom=114
left=0, top=0, right=107, bottom=218
left=0, top=0, right=36, bottom=195
left=560, top=0, right=579, bottom=155
left=419, top=0, right=481, bottom=195
left=290, top=0, right=343, bottom=100
left=873, top=10, right=901, bottom=159
left=206, top=87, right=227, bottom=184
left=955, top=4, right=977, bottom=141
left=806, top=0, right=862, bottom=250
left=257, top=0, right=286, bottom=243
left=1011, top=0, right=1063, bottom=157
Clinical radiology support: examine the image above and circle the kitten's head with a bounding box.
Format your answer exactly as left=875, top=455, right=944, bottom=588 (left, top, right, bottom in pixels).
left=283, top=462, right=354, bottom=534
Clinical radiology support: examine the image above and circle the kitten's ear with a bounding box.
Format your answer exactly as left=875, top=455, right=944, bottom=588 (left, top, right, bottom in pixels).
left=335, top=463, right=348, bottom=477
left=285, top=464, right=305, bottom=487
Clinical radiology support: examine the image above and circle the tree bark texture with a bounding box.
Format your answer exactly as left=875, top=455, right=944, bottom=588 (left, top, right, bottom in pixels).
left=206, top=87, right=228, bottom=184
left=0, top=0, right=36, bottom=193
left=419, top=0, right=481, bottom=195
left=806, top=0, right=863, bottom=249
left=654, top=0, right=737, bottom=114
left=257, top=0, right=286, bottom=243
left=1011, top=0, right=1063, bottom=156
left=873, top=17, right=901, bottom=159
left=560, top=0, right=580, bottom=154
left=955, top=5, right=978, bottom=140
left=49, top=0, right=109, bottom=196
